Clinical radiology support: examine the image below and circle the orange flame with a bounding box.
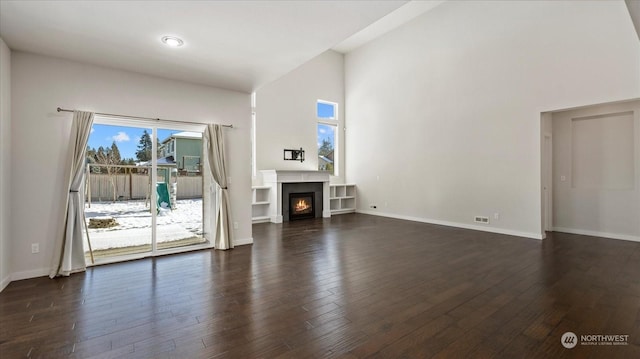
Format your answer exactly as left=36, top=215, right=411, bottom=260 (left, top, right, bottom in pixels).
left=294, top=199, right=311, bottom=212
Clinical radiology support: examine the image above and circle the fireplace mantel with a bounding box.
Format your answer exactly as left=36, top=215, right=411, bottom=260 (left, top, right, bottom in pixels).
left=261, top=170, right=330, bottom=184
left=260, top=170, right=331, bottom=223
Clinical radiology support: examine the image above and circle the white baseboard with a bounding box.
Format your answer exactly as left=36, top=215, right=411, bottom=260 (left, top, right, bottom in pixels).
left=234, top=237, right=253, bottom=246
left=5, top=239, right=254, bottom=285
left=11, top=267, right=50, bottom=282
left=356, top=210, right=544, bottom=240
left=552, top=227, right=640, bottom=243
left=0, top=274, right=10, bottom=292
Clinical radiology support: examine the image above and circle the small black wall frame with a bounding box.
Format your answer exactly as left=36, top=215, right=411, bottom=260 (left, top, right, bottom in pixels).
left=284, top=148, right=305, bottom=162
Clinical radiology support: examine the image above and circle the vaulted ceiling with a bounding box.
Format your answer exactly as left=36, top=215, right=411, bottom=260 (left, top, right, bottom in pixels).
left=0, top=0, right=437, bottom=92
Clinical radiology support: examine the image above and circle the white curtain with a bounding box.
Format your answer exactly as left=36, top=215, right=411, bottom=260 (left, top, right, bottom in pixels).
left=204, top=124, right=234, bottom=250
left=202, top=147, right=216, bottom=245
left=50, top=111, right=94, bottom=277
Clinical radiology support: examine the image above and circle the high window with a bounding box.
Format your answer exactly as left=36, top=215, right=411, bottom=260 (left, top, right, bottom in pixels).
left=317, top=100, right=337, bottom=175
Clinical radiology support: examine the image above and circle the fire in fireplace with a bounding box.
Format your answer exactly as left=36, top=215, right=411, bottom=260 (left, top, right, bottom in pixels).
left=289, top=192, right=315, bottom=220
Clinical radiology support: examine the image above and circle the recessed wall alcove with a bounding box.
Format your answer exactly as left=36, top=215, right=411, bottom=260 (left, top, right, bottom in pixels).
left=540, top=98, right=640, bottom=242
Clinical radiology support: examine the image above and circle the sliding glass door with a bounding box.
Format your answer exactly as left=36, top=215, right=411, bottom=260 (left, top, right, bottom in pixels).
left=83, top=119, right=212, bottom=264
left=155, top=127, right=206, bottom=251
left=84, top=123, right=154, bottom=261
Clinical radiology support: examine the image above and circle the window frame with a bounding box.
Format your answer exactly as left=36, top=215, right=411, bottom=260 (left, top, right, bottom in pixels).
left=89, top=116, right=213, bottom=265
left=316, top=99, right=339, bottom=176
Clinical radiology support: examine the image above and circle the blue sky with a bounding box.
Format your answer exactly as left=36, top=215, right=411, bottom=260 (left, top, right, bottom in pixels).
left=88, top=124, right=179, bottom=159
left=317, top=102, right=336, bottom=149
left=317, top=102, right=334, bottom=118
left=317, top=124, right=335, bottom=149
left=91, top=110, right=336, bottom=159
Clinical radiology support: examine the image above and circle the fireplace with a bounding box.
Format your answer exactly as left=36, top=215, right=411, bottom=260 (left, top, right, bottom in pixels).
left=261, top=171, right=329, bottom=223
left=281, top=181, right=323, bottom=221
left=289, top=192, right=315, bottom=221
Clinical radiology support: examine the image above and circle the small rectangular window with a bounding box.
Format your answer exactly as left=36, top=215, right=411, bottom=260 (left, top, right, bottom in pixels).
left=317, top=101, right=335, bottom=119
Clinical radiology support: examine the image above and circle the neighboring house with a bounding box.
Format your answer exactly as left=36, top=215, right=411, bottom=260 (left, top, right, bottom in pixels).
left=159, top=131, right=203, bottom=174
left=318, top=150, right=334, bottom=172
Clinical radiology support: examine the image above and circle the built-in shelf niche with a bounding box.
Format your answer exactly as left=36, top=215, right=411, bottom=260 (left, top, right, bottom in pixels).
left=251, top=186, right=271, bottom=223
left=253, top=171, right=357, bottom=223
left=329, top=184, right=356, bottom=214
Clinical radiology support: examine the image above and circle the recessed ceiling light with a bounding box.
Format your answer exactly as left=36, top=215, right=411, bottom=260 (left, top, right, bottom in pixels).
left=161, top=36, right=184, bottom=47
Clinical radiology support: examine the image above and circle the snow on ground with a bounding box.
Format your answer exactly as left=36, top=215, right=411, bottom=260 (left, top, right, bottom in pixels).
left=85, top=199, right=204, bottom=250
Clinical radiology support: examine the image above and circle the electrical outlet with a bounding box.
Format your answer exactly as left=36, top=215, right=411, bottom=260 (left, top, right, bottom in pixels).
left=494, top=212, right=500, bottom=220
left=370, top=204, right=377, bottom=209
left=31, top=243, right=39, bottom=254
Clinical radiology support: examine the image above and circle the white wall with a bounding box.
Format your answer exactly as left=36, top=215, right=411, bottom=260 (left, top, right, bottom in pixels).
left=626, top=0, right=640, bottom=40
left=255, top=50, right=345, bottom=184
left=11, top=52, right=252, bottom=280
left=552, top=100, right=640, bottom=241
left=345, top=0, right=640, bottom=239
left=0, top=38, right=11, bottom=291
left=540, top=112, right=553, bottom=235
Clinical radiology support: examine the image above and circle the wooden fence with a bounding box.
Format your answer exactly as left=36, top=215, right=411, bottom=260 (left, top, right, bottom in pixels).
left=87, top=173, right=202, bottom=202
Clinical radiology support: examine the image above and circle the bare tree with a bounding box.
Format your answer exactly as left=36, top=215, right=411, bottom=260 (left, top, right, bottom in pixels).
left=93, top=142, right=121, bottom=202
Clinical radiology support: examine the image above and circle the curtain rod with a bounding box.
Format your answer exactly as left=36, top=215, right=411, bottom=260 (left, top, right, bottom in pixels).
left=56, top=107, right=233, bottom=128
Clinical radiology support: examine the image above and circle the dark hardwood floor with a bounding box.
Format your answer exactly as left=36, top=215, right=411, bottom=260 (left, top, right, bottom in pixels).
left=1, top=213, right=639, bottom=358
